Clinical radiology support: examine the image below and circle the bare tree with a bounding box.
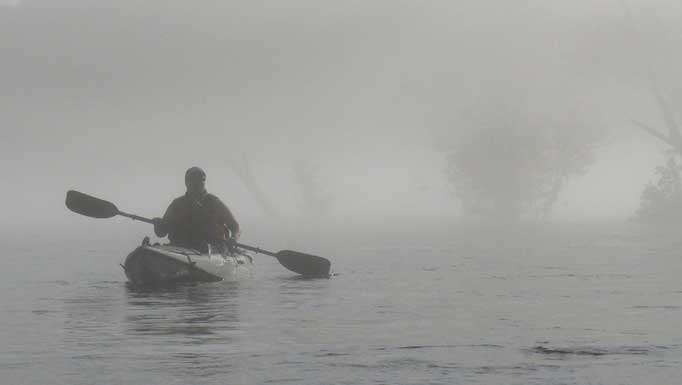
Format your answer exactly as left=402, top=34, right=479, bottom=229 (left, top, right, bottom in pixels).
left=623, top=0, right=682, bottom=220
left=227, top=153, right=282, bottom=219
left=443, top=108, right=603, bottom=222
left=291, top=158, right=333, bottom=219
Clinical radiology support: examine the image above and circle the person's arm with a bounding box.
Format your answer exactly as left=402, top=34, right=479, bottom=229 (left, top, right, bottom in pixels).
left=154, top=200, right=176, bottom=238
left=215, top=197, right=240, bottom=239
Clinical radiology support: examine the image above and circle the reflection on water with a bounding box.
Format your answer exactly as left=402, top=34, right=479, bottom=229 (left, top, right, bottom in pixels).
left=56, top=280, right=248, bottom=385
left=61, top=281, right=243, bottom=343
left=123, top=282, right=241, bottom=341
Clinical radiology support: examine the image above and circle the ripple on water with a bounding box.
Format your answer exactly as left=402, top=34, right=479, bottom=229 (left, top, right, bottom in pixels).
left=632, top=305, right=681, bottom=310
left=528, top=345, right=659, bottom=357
left=374, top=344, right=504, bottom=351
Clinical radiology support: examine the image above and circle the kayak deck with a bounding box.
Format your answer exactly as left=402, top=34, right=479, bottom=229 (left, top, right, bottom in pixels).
left=123, top=238, right=252, bottom=285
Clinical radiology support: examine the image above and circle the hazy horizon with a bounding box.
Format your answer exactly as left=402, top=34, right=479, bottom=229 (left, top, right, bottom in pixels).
left=3, top=0, right=682, bottom=236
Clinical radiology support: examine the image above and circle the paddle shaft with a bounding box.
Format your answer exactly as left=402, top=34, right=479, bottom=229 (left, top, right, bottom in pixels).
left=119, top=212, right=279, bottom=257
left=234, top=243, right=278, bottom=258
left=117, top=212, right=281, bottom=256
left=118, top=211, right=154, bottom=224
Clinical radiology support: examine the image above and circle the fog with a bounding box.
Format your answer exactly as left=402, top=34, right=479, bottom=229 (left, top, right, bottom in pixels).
left=2, top=0, right=681, bottom=240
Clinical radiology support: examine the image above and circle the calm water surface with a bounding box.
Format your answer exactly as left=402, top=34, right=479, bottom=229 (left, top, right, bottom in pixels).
left=2, top=223, right=682, bottom=384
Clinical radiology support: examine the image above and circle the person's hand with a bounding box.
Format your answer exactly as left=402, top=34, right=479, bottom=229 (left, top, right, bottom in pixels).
left=153, top=217, right=167, bottom=237
left=226, top=237, right=237, bottom=252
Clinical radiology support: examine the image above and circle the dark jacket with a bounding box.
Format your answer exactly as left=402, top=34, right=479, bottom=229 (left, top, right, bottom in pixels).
left=154, top=191, right=239, bottom=251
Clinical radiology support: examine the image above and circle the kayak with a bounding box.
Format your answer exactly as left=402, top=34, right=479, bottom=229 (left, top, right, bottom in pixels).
left=122, top=237, right=253, bottom=285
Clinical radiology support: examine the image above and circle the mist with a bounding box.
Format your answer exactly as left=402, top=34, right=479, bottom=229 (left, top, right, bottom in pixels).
left=2, top=0, right=681, bottom=240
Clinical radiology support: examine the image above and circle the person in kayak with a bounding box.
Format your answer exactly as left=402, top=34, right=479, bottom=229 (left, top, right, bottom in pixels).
left=152, top=167, right=240, bottom=253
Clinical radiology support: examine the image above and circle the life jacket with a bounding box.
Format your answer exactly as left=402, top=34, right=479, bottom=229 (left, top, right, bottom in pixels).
left=166, top=193, right=228, bottom=251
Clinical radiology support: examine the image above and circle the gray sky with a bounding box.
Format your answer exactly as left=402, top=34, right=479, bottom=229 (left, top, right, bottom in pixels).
left=2, top=0, right=682, bottom=236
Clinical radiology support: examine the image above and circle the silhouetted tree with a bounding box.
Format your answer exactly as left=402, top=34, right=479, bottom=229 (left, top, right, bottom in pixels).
left=227, top=153, right=282, bottom=219
left=635, top=155, right=682, bottom=223
left=444, top=113, right=603, bottom=221
left=624, top=0, right=682, bottom=222
left=291, top=159, right=333, bottom=218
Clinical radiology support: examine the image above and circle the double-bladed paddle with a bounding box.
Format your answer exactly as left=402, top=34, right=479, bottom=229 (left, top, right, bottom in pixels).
left=65, top=190, right=331, bottom=277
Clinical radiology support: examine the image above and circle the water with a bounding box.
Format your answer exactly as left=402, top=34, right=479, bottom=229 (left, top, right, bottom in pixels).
left=2, top=223, right=682, bottom=384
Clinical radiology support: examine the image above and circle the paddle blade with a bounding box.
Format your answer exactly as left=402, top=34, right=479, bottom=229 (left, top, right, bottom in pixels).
left=65, top=190, right=119, bottom=219
left=275, top=250, right=331, bottom=277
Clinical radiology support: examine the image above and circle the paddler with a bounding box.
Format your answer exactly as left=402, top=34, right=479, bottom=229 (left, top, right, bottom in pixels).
left=152, top=167, right=240, bottom=253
